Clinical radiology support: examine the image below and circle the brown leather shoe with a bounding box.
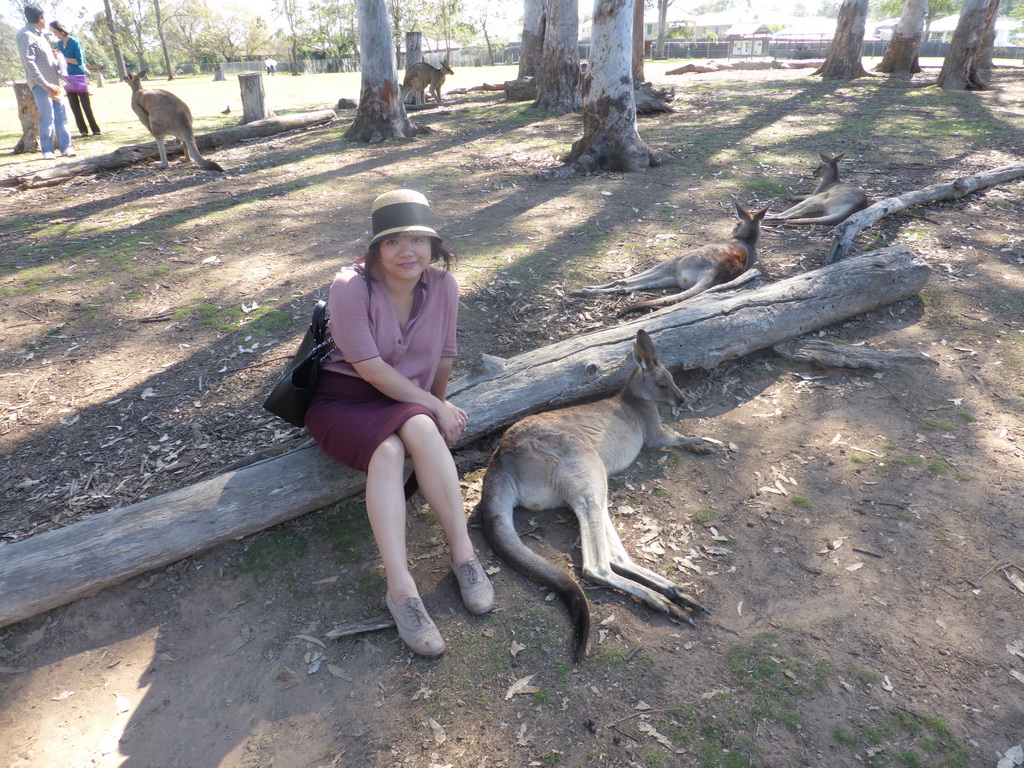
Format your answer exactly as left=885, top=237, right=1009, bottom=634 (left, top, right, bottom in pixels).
left=451, top=557, right=495, bottom=615
left=386, top=593, right=445, bottom=657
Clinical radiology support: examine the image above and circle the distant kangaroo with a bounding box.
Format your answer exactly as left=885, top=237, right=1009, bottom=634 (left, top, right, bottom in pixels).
left=763, top=151, right=867, bottom=226
left=479, top=329, right=712, bottom=664
left=123, top=71, right=224, bottom=172
left=402, top=59, right=454, bottom=105
left=576, top=204, right=768, bottom=316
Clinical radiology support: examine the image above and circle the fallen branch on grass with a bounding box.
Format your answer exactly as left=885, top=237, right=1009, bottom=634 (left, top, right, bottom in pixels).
left=827, top=162, right=1024, bottom=263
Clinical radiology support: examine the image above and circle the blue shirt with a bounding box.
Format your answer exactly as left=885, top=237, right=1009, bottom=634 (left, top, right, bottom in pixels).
left=57, top=36, right=86, bottom=76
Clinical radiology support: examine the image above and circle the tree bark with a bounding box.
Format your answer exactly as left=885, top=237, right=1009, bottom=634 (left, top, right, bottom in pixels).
left=345, top=0, right=423, bottom=142
left=3, top=111, right=337, bottom=189
left=655, top=0, right=669, bottom=58
left=153, top=0, right=174, bottom=80
left=0, top=245, right=931, bottom=629
left=936, top=0, right=1001, bottom=90
left=874, top=0, right=926, bottom=74
left=239, top=73, right=276, bottom=123
left=558, top=0, right=656, bottom=175
left=827, top=161, right=1024, bottom=262
left=532, top=0, right=581, bottom=113
left=518, top=0, right=547, bottom=80
left=504, top=77, right=538, bottom=101
left=814, top=0, right=869, bottom=80
left=102, top=0, right=128, bottom=80
left=13, top=83, right=40, bottom=155
left=632, top=0, right=645, bottom=83
left=405, top=31, right=424, bottom=67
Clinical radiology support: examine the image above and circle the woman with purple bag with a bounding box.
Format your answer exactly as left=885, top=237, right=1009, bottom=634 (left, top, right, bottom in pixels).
left=48, top=20, right=102, bottom=138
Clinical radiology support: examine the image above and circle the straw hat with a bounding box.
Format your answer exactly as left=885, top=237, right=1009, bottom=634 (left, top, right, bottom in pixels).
left=370, top=189, right=439, bottom=245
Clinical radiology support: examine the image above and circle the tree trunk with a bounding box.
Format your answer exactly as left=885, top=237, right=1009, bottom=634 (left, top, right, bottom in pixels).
left=239, top=73, right=275, bottom=123
left=153, top=0, right=174, bottom=80
left=345, top=0, right=423, bottom=143
left=213, top=63, right=225, bottom=81
left=977, top=2, right=999, bottom=71
left=632, top=0, right=645, bottom=83
left=936, top=0, right=1001, bottom=90
left=874, top=0, right=926, bottom=74
left=102, top=0, right=128, bottom=79
left=814, top=0, right=869, bottom=80
left=532, top=0, right=581, bottom=113
left=827, top=161, right=1024, bottom=262
left=655, top=0, right=669, bottom=58
left=3, top=111, right=337, bottom=190
left=504, top=77, right=538, bottom=101
left=560, top=0, right=655, bottom=174
left=405, top=31, right=424, bottom=67
left=519, top=0, right=547, bottom=79
left=0, top=245, right=931, bottom=630
left=13, top=83, right=40, bottom=155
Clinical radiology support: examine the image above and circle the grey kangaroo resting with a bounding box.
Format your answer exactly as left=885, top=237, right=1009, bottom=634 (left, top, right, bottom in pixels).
left=402, top=59, right=454, bottom=105
left=576, top=204, right=768, bottom=316
left=123, top=71, right=223, bottom=172
left=763, top=151, right=867, bottom=226
left=478, top=330, right=712, bottom=664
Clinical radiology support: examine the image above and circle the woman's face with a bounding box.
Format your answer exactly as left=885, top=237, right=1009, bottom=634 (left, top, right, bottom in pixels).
left=375, top=235, right=432, bottom=283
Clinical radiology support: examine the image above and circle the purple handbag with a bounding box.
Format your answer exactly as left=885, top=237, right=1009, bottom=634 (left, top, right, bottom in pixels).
left=63, top=74, right=89, bottom=94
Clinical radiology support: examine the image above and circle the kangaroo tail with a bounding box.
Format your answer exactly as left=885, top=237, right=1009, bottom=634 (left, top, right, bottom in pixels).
left=184, top=132, right=224, bottom=172
left=479, top=481, right=590, bottom=664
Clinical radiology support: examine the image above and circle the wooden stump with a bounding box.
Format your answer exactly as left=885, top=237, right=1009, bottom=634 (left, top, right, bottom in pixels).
left=504, top=77, right=537, bottom=102
left=13, top=82, right=40, bottom=155
left=239, top=72, right=275, bottom=124
left=213, top=63, right=225, bottom=82
left=96, top=72, right=105, bottom=88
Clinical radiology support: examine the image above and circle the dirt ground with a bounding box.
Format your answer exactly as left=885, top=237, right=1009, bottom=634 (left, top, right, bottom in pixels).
left=1, top=67, right=1023, bottom=768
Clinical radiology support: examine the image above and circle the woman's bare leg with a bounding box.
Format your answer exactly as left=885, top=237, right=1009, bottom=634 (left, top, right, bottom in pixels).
left=365, top=434, right=418, bottom=602
left=398, top=415, right=475, bottom=564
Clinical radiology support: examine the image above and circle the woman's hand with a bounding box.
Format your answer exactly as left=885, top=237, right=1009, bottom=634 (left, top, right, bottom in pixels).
left=434, top=400, right=468, bottom=446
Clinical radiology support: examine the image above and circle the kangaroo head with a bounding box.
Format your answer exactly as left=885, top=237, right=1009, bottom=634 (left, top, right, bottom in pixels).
left=732, top=203, right=769, bottom=240
left=814, top=151, right=845, bottom=179
left=628, top=329, right=685, bottom=407
left=123, top=70, right=146, bottom=91
left=442, top=58, right=454, bottom=75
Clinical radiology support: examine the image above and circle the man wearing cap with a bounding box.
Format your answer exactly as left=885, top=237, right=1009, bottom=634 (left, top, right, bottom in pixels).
left=304, top=190, right=494, bottom=658
left=16, top=4, right=75, bottom=159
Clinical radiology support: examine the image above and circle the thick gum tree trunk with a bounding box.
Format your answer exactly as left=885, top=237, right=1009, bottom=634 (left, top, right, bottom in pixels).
left=563, top=0, right=656, bottom=173
left=936, top=0, right=1001, bottom=91
left=532, top=0, right=581, bottom=113
left=518, top=0, right=547, bottom=80
left=814, top=0, right=869, bottom=80
left=344, top=0, right=422, bottom=142
left=874, top=0, right=926, bottom=74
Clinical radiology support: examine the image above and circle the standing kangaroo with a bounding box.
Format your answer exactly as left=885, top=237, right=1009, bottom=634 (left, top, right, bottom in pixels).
left=123, top=71, right=224, bottom=172
left=576, top=204, right=768, bottom=317
left=479, top=330, right=712, bottom=664
left=763, top=151, right=867, bottom=226
left=402, top=59, right=454, bottom=105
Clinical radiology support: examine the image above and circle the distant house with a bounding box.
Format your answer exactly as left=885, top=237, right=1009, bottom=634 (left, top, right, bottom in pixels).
left=927, top=14, right=1020, bottom=46
left=727, top=22, right=772, bottom=56
left=772, top=16, right=838, bottom=43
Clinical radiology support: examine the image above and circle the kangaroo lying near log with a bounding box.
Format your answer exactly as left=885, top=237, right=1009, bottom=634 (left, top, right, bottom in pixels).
left=402, top=59, right=454, bottom=105
left=575, top=204, right=768, bottom=316
left=123, top=71, right=224, bottom=172
left=763, top=151, right=867, bottom=226
left=478, top=330, right=712, bottom=664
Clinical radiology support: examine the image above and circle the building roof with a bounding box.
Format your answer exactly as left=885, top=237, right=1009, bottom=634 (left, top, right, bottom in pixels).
left=727, top=23, right=773, bottom=37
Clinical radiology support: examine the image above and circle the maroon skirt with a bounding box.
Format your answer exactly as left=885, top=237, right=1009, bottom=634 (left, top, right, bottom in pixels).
left=305, top=371, right=435, bottom=473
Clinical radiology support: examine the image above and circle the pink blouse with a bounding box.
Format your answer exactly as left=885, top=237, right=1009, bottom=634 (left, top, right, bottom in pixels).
left=322, top=264, right=458, bottom=392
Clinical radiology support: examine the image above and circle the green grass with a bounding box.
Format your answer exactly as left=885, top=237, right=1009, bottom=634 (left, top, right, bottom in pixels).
left=230, top=530, right=309, bottom=584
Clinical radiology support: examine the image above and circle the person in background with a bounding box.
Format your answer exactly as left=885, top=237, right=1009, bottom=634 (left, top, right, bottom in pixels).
left=305, top=190, right=494, bottom=658
left=15, top=4, right=75, bottom=159
left=49, top=20, right=102, bottom=138
left=264, top=55, right=277, bottom=75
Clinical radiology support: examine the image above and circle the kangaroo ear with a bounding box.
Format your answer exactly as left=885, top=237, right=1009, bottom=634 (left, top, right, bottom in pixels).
left=833, top=151, right=846, bottom=162
left=752, top=206, right=769, bottom=221
left=735, top=202, right=750, bottom=221
left=817, top=150, right=831, bottom=162
left=633, top=329, right=658, bottom=369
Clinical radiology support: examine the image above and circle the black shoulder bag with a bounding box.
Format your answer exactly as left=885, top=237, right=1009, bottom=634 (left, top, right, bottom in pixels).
left=263, top=300, right=333, bottom=427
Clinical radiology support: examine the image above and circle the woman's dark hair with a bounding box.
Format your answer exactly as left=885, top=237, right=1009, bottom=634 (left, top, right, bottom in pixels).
left=360, top=237, right=454, bottom=273
left=49, top=20, right=70, bottom=36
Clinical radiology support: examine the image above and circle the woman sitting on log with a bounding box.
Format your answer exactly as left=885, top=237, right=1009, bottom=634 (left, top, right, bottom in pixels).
left=305, top=190, right=494, bottom=657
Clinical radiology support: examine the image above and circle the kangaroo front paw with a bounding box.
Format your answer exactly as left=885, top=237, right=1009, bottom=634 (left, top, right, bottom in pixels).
left=674, top=436, right=715, bottom=455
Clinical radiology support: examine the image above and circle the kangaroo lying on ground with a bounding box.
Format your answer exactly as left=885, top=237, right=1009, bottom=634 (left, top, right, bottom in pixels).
left=478, top=329, right=712, bottom=664
left=123, top=71, right=224, bottom=172
left=402, top=59, right=454, bottom=105
left=763, top=151, right=867, bottom=226
left=576, top=204, right=768, bottom=316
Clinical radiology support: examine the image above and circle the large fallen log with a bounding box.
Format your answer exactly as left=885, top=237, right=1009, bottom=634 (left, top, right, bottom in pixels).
left=2, top=109, right=337, bottom=190
left=0, top=246, right=931, bottom=629
left=827, top=162, right=1024, bottom=263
